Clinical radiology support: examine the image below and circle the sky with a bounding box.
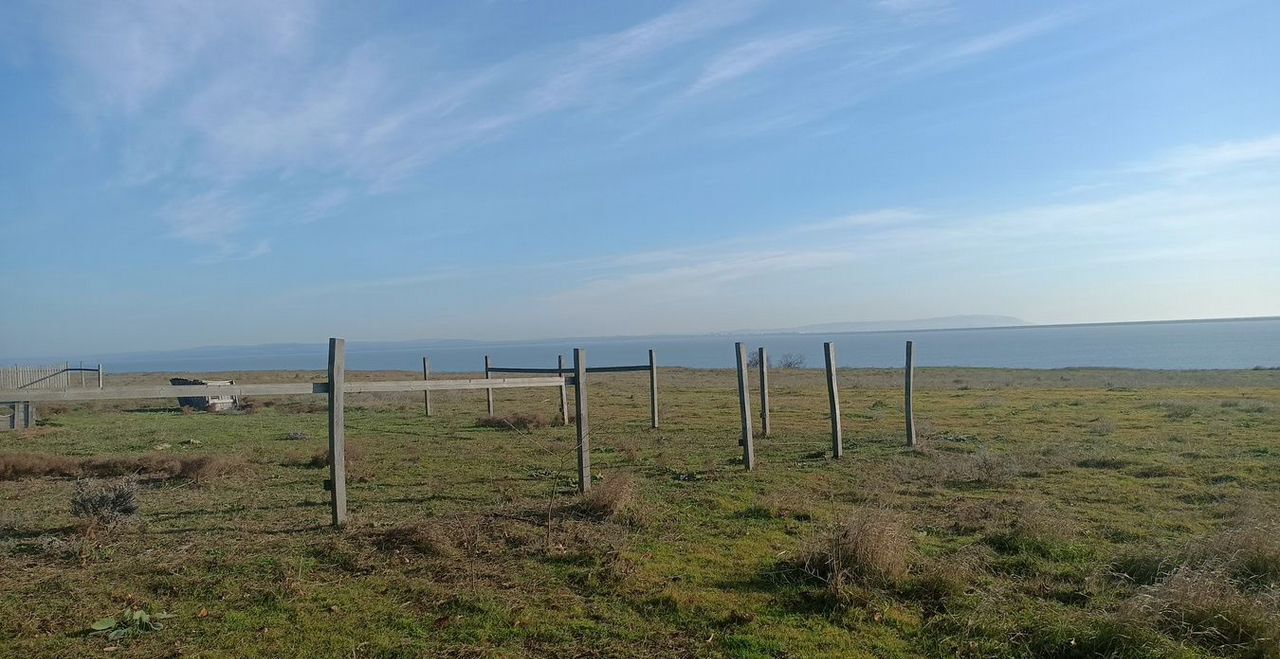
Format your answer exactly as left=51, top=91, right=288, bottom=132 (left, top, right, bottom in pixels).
left=1, top=0, right=1278, bottom=358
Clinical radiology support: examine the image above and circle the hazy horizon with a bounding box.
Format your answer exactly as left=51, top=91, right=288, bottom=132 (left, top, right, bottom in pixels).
left=2, top=1, right=1278, bottom=358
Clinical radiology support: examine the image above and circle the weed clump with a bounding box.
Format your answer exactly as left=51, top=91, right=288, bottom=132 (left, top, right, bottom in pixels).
left=71, top=478, right=139, bottom=528
left=579, top=473, right=645, bottom=526
left=476, top=413, right=547, bottom=431
left=1121, top=567, right=1279, bottom=655
left=1, top=452, right=241, bottom=483
left=804, top=508, right=911, bottom=590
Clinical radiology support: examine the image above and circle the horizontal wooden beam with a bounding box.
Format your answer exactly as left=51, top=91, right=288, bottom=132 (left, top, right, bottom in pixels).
left=487, top=365, right=649, bottom=374
left=0, top=377, right=566, bottom=403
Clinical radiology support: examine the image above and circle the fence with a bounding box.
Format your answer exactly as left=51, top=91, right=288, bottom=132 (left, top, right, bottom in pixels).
left=482, top=350, right=659, bottom=429
left=0, top=339, right=596, bottom=528
left=0, top=363, right=103, bottom=391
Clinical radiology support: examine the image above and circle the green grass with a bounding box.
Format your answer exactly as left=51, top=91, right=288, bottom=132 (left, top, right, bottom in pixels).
left=2, top=367, right=1279, bottom=657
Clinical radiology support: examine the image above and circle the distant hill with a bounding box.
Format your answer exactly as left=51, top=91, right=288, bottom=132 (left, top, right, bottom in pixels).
left=752, top=315, right=1029, bottom=334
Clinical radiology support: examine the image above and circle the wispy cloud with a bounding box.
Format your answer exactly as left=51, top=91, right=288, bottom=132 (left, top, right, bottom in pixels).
left=795, top=208, right=926, bottom=232
left=906, top=11, right=1075, bottom=73
left=685, top=29, right=838, bottom=96
left=1129, top=133, right=1280, bottom=179
left=161, top=191, right=271, bottom=263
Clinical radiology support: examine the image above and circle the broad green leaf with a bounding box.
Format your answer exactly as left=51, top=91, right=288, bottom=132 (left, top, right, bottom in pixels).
left=90, top=618, right=116, bottom=631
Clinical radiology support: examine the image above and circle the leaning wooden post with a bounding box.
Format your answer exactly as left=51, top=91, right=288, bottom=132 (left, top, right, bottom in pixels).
left=327, top=338, right=348, bottom=528
left=758, top=346, right=770, bottom=437
left=97, top=364, right=103, bottom=389
left=573, top=348, right=591, bottom=492
left=824, top=342, right=843, bottom=458
left=557, top=355, right=569, bottom=426
left=735, top=342, right=755, bottom=470
left=648, top=349, right=659, bottom=429
left=484, top=355, right=494, bottom=416
left=905, top=340, right=916, bottom=447
left=421, top=356, right=432, bottom=417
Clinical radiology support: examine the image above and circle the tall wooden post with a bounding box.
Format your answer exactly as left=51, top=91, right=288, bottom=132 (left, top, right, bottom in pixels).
left=648, top=349, right=659, bottom=429
left=97, top=364, right=103, bottom=389
left=22, top=402, right=33, bottom=429
left=758, top=347, right=770, bottom=437
left=484, top=355, right=494, bottom=416
left=824, top=342, right=842, bottom=458
left=905, top=341, right=916, bottom=447
left=327, top=338, right=347, bottom=528
left=421, top=356, right=432, bottom=417
left=557, top=355, right=569, bottom=425
left=79, top=361, right=85, bottom=388
left=573, top=349, right=591, bottom=492
left=735, top=342, right=755, bottom=470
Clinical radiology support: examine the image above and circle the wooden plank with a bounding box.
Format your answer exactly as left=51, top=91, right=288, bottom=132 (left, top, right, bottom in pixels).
left=648, top=349, right=658, bottom=429
left=484, top=355, right=494, bottom=415
left=558, top=355, right=569, bottom=426
left=486, top=364, right=651, bottom=374
left=328, top=338, right=347, bottom=528
left=0, top=377, right=565, bottom=402
left=758, top=347, right=770, bottom=437
left=905, top=340, right=917, bottom=447
left=825, top=342, right=843, bottom=458
left=736, top=342, right=755, bottom=470
left=349, top=378, right=564, bottom=393
left=574, top=348, right=591, bottom=493
left=422, top=356, right=432, bottom=417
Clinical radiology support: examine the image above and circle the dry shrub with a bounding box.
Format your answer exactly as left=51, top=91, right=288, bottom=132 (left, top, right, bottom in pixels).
left=475, top=413, right=547, bottom=431
left=931, top=449, right=1015, bottom=487
left=805, top=508, right=912, bottom=590
left=1121, top=567, right=1279, bottom=655
left=70, top=478, right=139, bottom=528
left=578, top=473, right=645, bottom=525
left=0, top=452, right=242, bottom=483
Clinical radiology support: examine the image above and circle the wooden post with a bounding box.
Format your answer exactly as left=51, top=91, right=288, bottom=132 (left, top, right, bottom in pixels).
left=79, top=361, right=85, bottom=388
left=558, top=355, right=569, bottom=426
left=735, top=342, right=755, bottom=470
left=421, top=356, right=432, bottom=417
left=758, top=347, right=770, bottom=437
left=573, top=348, right=591, bottom=493
left=484, top=355, right=494, bottom=416
left=905, top=340, right=916, bottom=447
left=97, top=364, right=103, bottom=389
left=8, top=403, right=15, bottom=430
left=648, top=349, right=659, bottom=429
left=327, top=338, right=347, bottom=528
left=825, top=342, right=842, bottom=458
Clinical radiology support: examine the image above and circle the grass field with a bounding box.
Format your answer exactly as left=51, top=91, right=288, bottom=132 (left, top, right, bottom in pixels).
left=2, top=367, right=1279, bottom=658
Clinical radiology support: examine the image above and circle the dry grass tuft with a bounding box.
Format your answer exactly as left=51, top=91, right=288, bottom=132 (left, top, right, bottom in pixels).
left=70, top=478, right=139, bottom=528
left=1197, top=511, right=1280, bottom=588
left=1121, top=567, right=1279, bottom=655
left=578, top=473, right=645, bottom=525
left=372, top=515, right=540, bottom=560
left=475, top=413, right=547, bottom=431
left=0, top=452, right=243, bottom=483
left=804, top=508, right=912, bottom=590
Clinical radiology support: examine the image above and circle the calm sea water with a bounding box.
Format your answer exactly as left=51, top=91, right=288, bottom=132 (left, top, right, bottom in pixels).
left=91, top=318, right=1279, bottom=373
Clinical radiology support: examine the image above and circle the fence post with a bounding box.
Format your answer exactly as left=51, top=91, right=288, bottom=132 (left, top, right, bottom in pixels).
left=80, top=361, right=85, bottom=388
left=758, top=347, right=770, bottom=437
left=649, top=349, right=659, bottom=429
left=484, top=355, right=494, bottom=416
left=8, top=403, right=16, bottom=430
left=573, top=348, right=591, bottom=493
left=97, top=364, right=103, bottom=389
left=735, top=342, right=755, bottom=470
left=825, top=342, right=842, bottom=458
left=421, top=356, right=432, bottom=417
left=557, top=355, right=569, bottom=426
left=905, top=340, right=916, bottom=447
left=327, top=338, right=347, bottom=528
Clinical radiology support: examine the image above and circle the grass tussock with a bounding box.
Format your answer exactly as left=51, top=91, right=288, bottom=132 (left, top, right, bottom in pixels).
left=475, top=413, right=547, bottom=431
left=804, top=508, right=912, bottom=591
left=1121, top=567, right=1280, bottom=656
left=578, top=473, right=646, bottom=526
left=0, top=452, right=243, bottom=483
left=70, top=478, right=140, bottom=528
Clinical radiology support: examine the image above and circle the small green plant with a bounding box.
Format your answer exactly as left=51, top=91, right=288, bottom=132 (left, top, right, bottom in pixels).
left=89, top=607, right=175, bottom=640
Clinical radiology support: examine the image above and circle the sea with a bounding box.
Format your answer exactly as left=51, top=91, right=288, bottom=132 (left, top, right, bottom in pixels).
left=69, top=317, right=1280, bottom=373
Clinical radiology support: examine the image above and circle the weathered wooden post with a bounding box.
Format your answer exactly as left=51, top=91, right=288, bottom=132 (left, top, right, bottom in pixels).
left=905, top=340, right=916, bottom=447
left=573, top=348, right=591, bottom=492
left=484, top=355, right=494, bottom=416
left=824, top=342, right=842, bottom=458
left=22, top=402, right=33, bottom=429
left=97, top=364, right=103, bottom=389
left=421, top=356, right=432, bottom=417
left=735, top=342, right=755, bottom=470
left=557, top=355, right=569, bottom=426
left=758, top=346, right=770, bottom=437
left=79, top=361, right=85, bottom=388
left=649, top=349, right=659, bottom=429
left=327, top=338, right=347, bottom=528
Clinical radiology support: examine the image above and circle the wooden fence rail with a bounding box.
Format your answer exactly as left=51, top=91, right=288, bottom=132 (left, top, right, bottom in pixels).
left=484, top=353, right=658, bottom=428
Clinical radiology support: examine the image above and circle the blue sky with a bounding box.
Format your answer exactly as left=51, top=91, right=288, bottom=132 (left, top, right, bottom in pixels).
left=2, top=0, right=1278, bottom=357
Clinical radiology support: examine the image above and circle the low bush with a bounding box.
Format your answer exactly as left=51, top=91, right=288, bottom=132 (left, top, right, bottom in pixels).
left=70, top=478, right=139, bottom=528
